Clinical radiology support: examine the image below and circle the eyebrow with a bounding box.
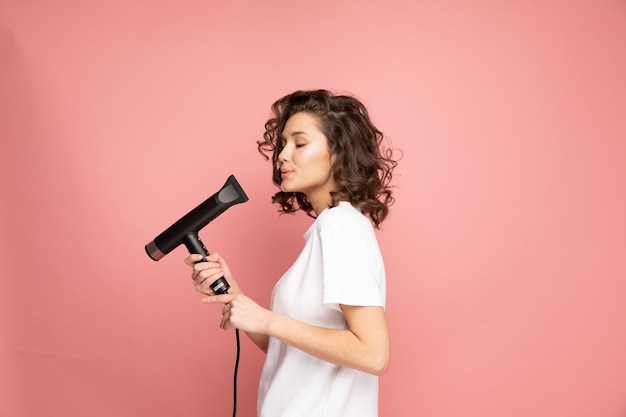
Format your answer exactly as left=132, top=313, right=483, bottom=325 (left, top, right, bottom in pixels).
left=279, top=131, right=309, bottom=140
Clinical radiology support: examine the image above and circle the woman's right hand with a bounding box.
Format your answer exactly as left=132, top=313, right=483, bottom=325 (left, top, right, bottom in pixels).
left=184, top=252, right=242, bottom=296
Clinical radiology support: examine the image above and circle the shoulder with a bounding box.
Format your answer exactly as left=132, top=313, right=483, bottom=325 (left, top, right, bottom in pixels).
left=319, top=202, right=366, bottom=223
left=316, top=202, right=374, bottom=235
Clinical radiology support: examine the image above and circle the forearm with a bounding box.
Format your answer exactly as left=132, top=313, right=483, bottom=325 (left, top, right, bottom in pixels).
left=264, top=309, right=390, bottom=376
left=245, top=331, right=269, bottom=353
left=205, top=293, right=389, bottom=372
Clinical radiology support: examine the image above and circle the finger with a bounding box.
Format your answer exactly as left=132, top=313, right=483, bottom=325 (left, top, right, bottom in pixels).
left=201, top=293, right=235, bottom=304
left=206, top=252, right=220, bottom=262
left=192, top=268, right=205, bottom=282
left=195, top=283, right=215, bottom=295
left=222, top=319, right=231, bottom=330
left=184, top=254, right=204, bottom=266
left=193, top=261, right=220, bottom=276
left=221, top=303, right=232, bottom=315
left=192, top=272, right=207, bottom=288
left=221, top=313, right=234, bottom=330
left=194, top=271, right=224, bottom=290
left=199, top=277, right=225, bottom=295
left=193, top=262, right=222, bottom=275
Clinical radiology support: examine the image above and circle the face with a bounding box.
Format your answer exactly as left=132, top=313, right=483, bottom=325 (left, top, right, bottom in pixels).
left=278, top=112, right=336, bottom=214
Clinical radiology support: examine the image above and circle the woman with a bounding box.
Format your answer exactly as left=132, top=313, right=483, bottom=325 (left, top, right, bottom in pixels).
left=185, top=89, right=398, bottom=416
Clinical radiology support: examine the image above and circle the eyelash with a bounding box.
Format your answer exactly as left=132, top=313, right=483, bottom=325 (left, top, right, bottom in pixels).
left=280, top=142, right=305, bottom=148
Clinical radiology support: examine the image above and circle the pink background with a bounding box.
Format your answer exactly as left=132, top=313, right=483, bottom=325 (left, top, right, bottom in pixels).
left=2, top=1, right=626, bottom=416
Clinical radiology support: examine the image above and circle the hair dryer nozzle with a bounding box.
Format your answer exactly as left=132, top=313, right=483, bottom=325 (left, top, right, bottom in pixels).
left=145, top=175, right=248, bottom=261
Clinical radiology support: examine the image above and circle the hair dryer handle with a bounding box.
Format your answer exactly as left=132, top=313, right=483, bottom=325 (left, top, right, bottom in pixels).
left=182, top=233, right=231, bottom=295
left=182, top=233, right=209, bottom=260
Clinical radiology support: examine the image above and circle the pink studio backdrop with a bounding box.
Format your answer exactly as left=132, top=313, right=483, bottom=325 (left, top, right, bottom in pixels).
left=1, top=1, right=625, bottom=416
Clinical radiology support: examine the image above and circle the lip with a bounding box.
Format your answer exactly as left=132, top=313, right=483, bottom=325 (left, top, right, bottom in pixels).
left=280, top=170, right=293, bottom=178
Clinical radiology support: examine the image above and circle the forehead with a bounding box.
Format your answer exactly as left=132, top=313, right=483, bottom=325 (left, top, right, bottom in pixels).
left=282, top=112, right=322, bottom=137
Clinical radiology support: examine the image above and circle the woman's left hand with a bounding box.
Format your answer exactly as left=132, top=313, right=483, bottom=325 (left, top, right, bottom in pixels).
left=202, top=293, right=273, bottom=334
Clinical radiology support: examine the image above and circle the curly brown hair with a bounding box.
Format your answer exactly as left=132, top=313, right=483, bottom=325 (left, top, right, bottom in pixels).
left=257, top=89, right=398, bottom=228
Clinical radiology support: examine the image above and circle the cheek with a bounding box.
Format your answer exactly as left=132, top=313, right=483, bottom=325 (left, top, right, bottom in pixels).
left=299, top=146, right=332, bottom=167
left=310, top=156, right=332, bottom=174
left=295, top=149, right=316, bottom=166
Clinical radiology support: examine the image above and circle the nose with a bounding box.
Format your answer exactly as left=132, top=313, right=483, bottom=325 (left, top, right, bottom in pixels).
left=278, top=145, right=290, bottom=163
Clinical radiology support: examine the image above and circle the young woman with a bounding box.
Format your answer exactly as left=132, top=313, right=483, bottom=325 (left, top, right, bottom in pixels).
left=185, top=89, right=398, bottom=416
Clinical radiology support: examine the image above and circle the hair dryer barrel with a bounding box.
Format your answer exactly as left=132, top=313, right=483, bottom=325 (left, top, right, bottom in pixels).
left=145, top=175, right=248, bottom=261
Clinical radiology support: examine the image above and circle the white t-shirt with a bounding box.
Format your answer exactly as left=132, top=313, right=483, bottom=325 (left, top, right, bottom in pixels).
left=258, top=202, right=386, bottom=417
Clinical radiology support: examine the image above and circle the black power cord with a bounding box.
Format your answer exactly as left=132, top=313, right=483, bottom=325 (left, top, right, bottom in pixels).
left=232, top=329, right=240, bottom=417
left=210, top=277, right=241, bottom=417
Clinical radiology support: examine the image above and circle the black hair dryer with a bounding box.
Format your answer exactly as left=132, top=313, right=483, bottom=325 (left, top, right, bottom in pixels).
left=144, top=174, right=249, bottom=294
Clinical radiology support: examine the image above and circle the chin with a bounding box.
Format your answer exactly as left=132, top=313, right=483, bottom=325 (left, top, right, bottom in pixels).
left=280, top=182, right=295, bottom=193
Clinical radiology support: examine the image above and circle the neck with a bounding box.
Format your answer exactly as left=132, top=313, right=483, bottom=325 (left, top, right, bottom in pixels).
left=307, top=192, right=333, bottom=216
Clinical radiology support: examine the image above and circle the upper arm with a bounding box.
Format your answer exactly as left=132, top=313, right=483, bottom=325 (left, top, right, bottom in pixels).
left=340, top=304, right=391, bottom=375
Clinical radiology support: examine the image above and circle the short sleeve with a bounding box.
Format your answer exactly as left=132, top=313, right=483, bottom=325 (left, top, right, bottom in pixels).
left=319, top=207, right=386, bottom=311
